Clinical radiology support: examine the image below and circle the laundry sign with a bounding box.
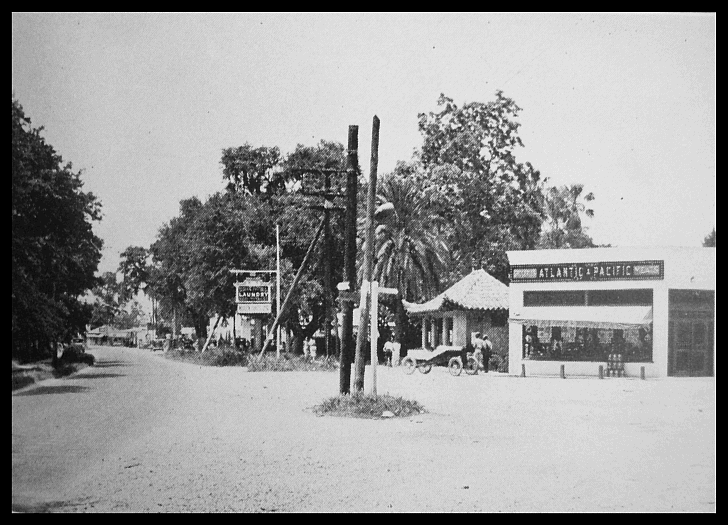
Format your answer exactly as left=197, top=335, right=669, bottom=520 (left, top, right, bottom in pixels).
left=235, top=279, right=272, bottom=314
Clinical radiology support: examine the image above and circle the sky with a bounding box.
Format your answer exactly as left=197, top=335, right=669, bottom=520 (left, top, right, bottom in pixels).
left=12, top=12, right=716, bottom=277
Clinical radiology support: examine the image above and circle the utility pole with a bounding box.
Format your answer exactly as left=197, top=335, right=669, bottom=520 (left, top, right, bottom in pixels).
left=323, top=171, right=333, bottom=358
left=370, top=280, right=378, bottom=395
left=354, top=116, right=380, bottom=393
left=339, top=125, right=359, bottom=395
left=276, top=223, right=281, bottom=358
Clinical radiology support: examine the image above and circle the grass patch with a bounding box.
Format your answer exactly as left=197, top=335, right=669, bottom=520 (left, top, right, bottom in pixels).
left=247, top=354, right=339, bottom=372
left=12, top=374, right=36, bottom=391
left=313, top=392, right=425, bottom=419
left=12, top=351, right=94, bottom=392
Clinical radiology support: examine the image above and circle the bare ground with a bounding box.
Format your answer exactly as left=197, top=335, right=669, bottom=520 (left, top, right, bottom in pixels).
left=13, top=346, right=715, bottom=513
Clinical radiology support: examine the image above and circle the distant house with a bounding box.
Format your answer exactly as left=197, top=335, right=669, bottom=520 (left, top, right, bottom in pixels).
left=86, top=325, right=135, bottom=346
left=403, top=269, right=510, bottom=355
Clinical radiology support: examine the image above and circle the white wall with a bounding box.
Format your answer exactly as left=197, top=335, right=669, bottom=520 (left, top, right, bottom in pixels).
left=506, top=247, right=715, bottom=378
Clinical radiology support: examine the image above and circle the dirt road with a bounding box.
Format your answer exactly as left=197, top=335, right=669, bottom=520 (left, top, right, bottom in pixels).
left=12, top=345, right=715, bottom=512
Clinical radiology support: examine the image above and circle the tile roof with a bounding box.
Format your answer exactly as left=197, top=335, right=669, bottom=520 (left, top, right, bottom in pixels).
left=402, top=269, right=509, bottom=315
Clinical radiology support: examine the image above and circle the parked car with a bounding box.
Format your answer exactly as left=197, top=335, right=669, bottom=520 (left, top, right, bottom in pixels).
left=70, top=337, right=86, bottom=353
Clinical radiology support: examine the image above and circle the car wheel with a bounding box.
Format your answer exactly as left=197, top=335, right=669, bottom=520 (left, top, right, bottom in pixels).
left=448, top=357, right=463, bottom=376
left=402, top=357, right=416, bottom=375
left=465, top=357, right=479, bottom=375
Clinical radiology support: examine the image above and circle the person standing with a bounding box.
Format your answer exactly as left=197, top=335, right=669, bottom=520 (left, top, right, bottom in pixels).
left=383, top=336, right=394, bottom=366
left=472, top=332, right=485, bottom=371
left=482, top=335, right=493, bottom=373
left=391, top=338, right=401, bottom=367
left=383, top=334, right=401, bottom=367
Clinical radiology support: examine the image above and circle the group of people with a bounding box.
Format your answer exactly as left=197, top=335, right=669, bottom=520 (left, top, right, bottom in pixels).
left=471, top=332, right=493, bottom=372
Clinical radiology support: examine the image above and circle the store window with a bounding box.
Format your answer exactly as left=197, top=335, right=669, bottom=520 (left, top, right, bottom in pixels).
left=523, top=289, right=653, bottom=307
left=524, top=291, right=586, bottom=306
left=588, top=289, right=653, bottom=306
left=523, top=324, right=653, bottom=363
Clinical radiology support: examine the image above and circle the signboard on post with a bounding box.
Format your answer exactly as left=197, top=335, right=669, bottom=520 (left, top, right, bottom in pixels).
left=235, top=279, right=272, bottom=315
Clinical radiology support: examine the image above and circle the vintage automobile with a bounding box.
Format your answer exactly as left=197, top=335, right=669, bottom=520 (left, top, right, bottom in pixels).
left=69, top=336, right=86, bottom=354
left=401, top=345, right=479, bottom=376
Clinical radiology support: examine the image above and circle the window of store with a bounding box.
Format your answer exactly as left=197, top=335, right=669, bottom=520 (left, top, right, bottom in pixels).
left=522, top=324, right=652, bottom=363
left=520, top=289, right=654, bottom=363
left=668, top=289, right=714, bottom=376
left=524, top=290, right=586, bottom=306
left=588, top=289, right=653, bottom=306
left=524, top=289, right=653, bottom=307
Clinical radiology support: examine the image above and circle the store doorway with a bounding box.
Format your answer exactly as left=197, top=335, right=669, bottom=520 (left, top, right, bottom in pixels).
left=668, top=290, right=714, bottom=377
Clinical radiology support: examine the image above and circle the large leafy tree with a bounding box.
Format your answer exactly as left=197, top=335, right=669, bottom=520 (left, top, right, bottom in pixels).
left=149, top=192, right=284, bottom=344
left=220, top=144, right=283, bottom=195
left=12, top=97, right=103, bottom=358
left=538, top=184, right=596, bottom=249
left=151, top=138, right=351, bottom=354
left=118, top=246, right=150, bottom=302
left=89, top=271, right=122, bottom=328
left=364, top=173, right=450, bottom=344
left=702, top=228, right=715, bottom=247
left=415, top=92, right=545, bottom=282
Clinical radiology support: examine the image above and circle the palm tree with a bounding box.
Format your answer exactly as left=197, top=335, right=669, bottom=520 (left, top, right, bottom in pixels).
left=539, top=184, right=595, bottom=249
left=359, top=174, right=450, bottom=343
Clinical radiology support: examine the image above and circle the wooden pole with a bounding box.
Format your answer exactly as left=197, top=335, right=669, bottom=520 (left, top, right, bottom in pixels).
left=259, top=217, right=326, bottom=357
left=370, top=280, right=378, bottom=395
left=354, top=115, right=380, bottom=393
left=324, top=171, right=332, bottom=358
left=339, top=125, right=358, bottom=395
left=201, top=315, right=222, bottom=354
left=276, top=223, right=281, bottom=358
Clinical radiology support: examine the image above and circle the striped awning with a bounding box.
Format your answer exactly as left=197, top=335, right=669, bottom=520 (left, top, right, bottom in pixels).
left=509, top=306, right=653, bottom=330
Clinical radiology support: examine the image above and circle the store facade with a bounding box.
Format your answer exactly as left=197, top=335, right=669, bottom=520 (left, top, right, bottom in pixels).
left=506, top=247, right=715, bottom=378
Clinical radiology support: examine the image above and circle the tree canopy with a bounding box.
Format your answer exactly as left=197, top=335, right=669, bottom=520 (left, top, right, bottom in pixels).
left=414, top=92, right=546, bottom=282
left=538, top=183, right=597, bottom=249
left=12, top=97, right=103, bottom=357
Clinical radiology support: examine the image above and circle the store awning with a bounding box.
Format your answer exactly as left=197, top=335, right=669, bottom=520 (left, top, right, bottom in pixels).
left=509, top=306, right=653, bottom=330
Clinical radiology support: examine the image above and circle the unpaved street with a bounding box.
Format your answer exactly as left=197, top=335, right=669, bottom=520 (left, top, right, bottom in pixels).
left=13, top=345, right=715, bottom=512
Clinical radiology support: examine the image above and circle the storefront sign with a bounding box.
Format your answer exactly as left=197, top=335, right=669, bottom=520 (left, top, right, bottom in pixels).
left=510, top=260, right=664, bottom=283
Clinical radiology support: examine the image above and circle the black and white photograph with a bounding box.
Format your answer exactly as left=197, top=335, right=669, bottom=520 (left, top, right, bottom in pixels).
left=12, top=12, right=715, bottom=513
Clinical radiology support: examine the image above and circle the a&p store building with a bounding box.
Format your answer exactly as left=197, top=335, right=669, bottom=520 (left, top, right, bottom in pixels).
left=507, top=247, right=715, bottom=378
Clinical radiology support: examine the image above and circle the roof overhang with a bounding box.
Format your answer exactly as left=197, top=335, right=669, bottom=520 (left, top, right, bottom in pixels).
left=509, top=306, right=652, bottom=330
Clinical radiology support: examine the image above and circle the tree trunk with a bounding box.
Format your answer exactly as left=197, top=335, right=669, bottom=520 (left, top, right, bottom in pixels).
left=395, top=298, right=407, bottom=345
left=201, top=315, right=222, bottom=353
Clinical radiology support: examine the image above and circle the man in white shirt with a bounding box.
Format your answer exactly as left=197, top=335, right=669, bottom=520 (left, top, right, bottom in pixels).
left=384, top=335, right=401, bottom=366
left=472, top=332, right=485, bottom=371
left=482, top=335, right=493, bottom=373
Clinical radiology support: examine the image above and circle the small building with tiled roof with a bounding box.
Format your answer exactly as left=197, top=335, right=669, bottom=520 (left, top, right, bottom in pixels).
left=403, top=269, right=510, bottom=356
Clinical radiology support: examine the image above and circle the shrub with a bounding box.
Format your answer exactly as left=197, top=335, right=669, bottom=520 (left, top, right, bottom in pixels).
left=57, top=347, right=95, bottom=366
left=313, top=392, right=424, bottom=419
left=164, top=347, right=249, bottom=367
left=12, top=374, right=35, bottom=391
left=488, top=353, right=509, bottom=373
left=247, top=354, right=339, bottom=372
